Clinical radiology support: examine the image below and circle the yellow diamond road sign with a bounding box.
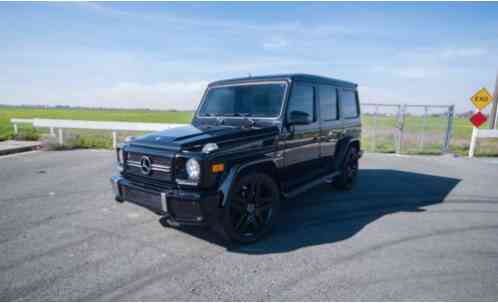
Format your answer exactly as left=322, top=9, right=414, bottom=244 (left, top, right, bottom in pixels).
left=470, top=87, right=493, bottom=110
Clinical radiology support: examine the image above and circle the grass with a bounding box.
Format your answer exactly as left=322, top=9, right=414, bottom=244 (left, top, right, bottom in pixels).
left=1, top=105, right=497, bottom=156
left=361, top=113, right=498, bottom=157
left=0, top=106, right=193, bottom=148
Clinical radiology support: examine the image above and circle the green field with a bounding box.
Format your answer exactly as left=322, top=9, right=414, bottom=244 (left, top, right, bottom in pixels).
left=0, top=106, right=194, bottom=149
left=1, top=106, right=497, bottom=156
left=362, top=113, right=498, bottom=156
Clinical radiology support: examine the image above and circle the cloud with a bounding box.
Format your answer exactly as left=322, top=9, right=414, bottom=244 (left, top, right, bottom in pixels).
left=75, top=3, right=373, bottom=40
left=360, top=85, right=401, bottom=104
left=398, top=47, right=489, bottom=61
left=372, top=65, right=440, bottom=79
left=440, top=47, right=488, bottom=59
left=394, top=67, right=437, bottom=79
left=0, top=80, right=209, bottom=110
left=75, top=81, right=208, bottom=110
left=74, top=2, right=136, bottom=18
left=262, top=38, right=288, bottom=51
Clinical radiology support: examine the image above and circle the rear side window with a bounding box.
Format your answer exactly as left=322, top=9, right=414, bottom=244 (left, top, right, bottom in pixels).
left=319, top=85, right=338, bottom=121
left=341, top=89, right=359, bottom=119
left=287, top=84, right=315, bottom=122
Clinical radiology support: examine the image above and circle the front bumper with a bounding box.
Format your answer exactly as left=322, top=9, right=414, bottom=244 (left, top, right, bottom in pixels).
left=110, top=176, right=221, bottom=226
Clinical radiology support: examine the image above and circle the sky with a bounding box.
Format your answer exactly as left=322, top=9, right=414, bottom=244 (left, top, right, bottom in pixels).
left=1, top=2, right=497, bottom=113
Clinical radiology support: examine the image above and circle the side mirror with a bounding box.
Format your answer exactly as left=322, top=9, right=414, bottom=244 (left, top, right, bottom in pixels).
left=288, top=110, right=311, bottom=125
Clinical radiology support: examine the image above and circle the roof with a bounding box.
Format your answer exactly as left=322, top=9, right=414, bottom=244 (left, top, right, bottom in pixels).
left=208, top=73, right=357, bottom=88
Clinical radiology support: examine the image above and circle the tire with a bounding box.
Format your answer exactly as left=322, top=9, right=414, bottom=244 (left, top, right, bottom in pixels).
left=221, top=172, right=280, bottom=244
left=334, top=146, right=359, bottom=190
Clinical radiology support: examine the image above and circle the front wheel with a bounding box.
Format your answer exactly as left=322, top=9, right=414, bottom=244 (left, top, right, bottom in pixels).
left=334, top=147, right=359, bottom=190
left=222, top=172, right=280, bottom=243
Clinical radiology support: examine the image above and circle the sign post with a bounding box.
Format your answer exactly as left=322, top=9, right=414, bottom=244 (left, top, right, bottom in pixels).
left=468, top=87, right=494, bottom=157
left=490, top=72, right=498, bottom=129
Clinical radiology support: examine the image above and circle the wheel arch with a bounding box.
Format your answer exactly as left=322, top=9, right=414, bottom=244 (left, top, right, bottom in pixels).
left=334, top=137, right=361, bottom=170
left=218, top=159, right=281, bottom=208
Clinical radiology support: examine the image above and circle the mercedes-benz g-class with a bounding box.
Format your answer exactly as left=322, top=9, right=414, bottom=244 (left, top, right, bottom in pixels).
left=111, top=74, right=362, bottom=243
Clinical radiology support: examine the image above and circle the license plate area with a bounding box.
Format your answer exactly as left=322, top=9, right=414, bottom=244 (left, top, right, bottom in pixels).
left=123, top=187, right=162, bottom=211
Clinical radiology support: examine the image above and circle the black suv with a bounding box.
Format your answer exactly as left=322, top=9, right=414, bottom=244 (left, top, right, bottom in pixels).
left=111, top=74, right=362, bottom=243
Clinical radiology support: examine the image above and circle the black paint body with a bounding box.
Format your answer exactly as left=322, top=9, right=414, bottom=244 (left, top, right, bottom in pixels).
left=111, top=74, right=362, bottom=226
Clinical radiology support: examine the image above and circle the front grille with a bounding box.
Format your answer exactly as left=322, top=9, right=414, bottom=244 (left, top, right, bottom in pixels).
left=127, top=152, right=170, bottom=166
left=125, top=151, right=173, bottom=182
left=124, top=174, right=175, bottom=191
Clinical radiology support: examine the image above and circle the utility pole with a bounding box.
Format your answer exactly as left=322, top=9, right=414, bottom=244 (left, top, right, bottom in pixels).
left=490, top=71, right=498, bottom=129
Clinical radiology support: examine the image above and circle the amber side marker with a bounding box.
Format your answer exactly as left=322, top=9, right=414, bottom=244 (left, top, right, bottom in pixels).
left=212, top=163, right=224, bottom=173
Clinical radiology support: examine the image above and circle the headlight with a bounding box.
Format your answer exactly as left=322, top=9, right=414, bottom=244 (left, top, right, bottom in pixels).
left=186, top=158, right=200, bottom=181
left=202, top=142, right=218, bottom=153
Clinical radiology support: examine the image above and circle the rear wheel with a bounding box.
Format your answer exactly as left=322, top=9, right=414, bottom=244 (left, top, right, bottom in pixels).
left=222, top=172, right=280, bottom=243
left=334, top=147, right=359, bottom=190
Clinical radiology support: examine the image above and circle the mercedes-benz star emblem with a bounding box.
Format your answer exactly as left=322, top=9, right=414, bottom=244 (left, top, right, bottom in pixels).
left=140, top=156, right=152, bottom=175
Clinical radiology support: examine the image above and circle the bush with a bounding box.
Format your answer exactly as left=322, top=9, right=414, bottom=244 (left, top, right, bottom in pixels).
left=45, top=132, right=112, bottom=150
left=74, top=134, right=112, bottom=149
left=0, top=131, right=12, bottom=141
left=14, top=128, right=40, bottom=141
left=0, top=124, right=13, bottom=141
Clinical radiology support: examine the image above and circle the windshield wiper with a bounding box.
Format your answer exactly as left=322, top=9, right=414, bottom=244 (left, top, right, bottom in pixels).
left=204, top=112, right=254, bottom=117
left=204, top=112, right=229, bottom=117
left=237, top=113, right=252, bottom=117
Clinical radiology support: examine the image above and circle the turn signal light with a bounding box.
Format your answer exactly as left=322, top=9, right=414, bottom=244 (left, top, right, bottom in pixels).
left=212, top=163, right=224, bottom=173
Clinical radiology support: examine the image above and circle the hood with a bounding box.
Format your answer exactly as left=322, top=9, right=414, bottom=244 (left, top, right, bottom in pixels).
left=129, top=123, right=279, bottom=151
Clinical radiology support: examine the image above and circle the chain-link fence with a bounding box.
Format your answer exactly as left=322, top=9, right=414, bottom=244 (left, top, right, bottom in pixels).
left=361, top=103, right=455, bottom=155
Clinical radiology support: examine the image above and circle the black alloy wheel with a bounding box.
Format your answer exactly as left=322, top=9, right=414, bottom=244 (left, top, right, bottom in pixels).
left=223, top=172, right=280, bottom=243
left=334, top=147, right=359, bottom=190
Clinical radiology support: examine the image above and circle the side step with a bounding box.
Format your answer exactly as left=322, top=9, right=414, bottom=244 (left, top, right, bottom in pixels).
left=284, top=171, right=341, bottom=199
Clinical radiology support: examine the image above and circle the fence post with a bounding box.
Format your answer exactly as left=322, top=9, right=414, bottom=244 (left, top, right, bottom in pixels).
left=13, top=123, right=18, bottom=135
left=396, top=105, right=406, bottom=154
left=372, top=105, right=378, bottom=152
left=420, top=106, right=428, bottom=151
left=469, top=126, right=478, bottom=157
left=112, top=131, right=117, bottom=149
left=50, top=127, right=55, bottom=136
left=58, top=128, right=63, bottom=146
left=443, top=105, right=454, bottom=153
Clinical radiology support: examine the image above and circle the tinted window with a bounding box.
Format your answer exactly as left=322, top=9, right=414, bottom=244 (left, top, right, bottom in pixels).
left=341, top=90, right=359, bottom=119
left=319, top=85, right=338, bottom=121
left=287, top=84, right=315, bottom=123
left=199, top=83, right=286, bottom=117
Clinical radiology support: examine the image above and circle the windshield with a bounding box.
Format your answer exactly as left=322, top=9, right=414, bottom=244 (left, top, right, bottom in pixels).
left=198, top=82, right=287, bottom=118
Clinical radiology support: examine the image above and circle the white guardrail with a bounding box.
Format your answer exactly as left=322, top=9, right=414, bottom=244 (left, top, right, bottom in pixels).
left=10, top=118, right=184, bottom=148
left=11, top=117, right=498, bottom=156
left=468, top=127, right=498, bottom=157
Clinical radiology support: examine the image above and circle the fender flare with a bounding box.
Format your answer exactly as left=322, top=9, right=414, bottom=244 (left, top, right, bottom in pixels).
left=218, top=159, right=278, bottom=208
left=334, top=137, right=361, bottom=169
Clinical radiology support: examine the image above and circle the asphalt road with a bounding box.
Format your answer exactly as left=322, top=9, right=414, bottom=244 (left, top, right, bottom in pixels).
left=1, top=150, right=498, bottom=300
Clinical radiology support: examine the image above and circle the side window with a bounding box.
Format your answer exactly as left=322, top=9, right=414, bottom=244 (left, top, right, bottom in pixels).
left=341, top=89, right=359, bottom=119
left=287, top=83, right=315, bottom=123
left=319, top=85, right=338, bottom=121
